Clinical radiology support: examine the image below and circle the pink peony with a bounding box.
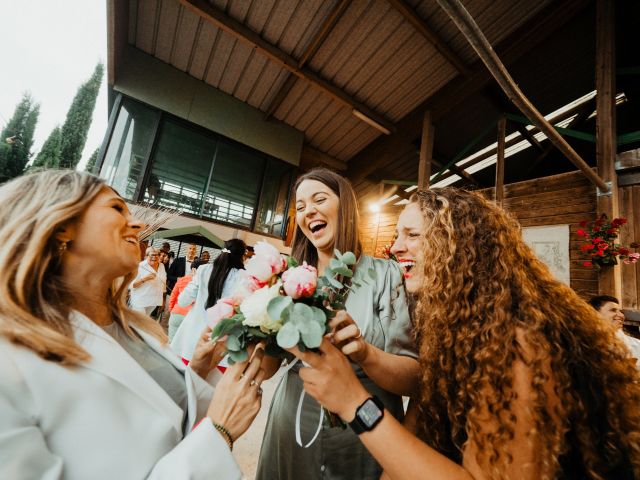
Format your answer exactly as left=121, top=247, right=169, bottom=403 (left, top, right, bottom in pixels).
left=206, top=298, right=235, bottom=328
left=253, top=241, right=288, bottom=275
left=282, top=262, right=318, bottom=299
left=245, top=255, right=274, bottom=283
left=624, top=253, right=640, bottom=265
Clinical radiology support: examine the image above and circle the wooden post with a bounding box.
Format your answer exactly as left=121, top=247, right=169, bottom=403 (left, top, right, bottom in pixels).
left=418, top=111, right=434, bottom=189
left=495, top=117, right=506, bottom=205
left=595, top=0, right=620, bottom=297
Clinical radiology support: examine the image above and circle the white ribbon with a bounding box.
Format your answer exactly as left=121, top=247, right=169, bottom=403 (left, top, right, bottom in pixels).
left=282, top=358, right=325, bottom=448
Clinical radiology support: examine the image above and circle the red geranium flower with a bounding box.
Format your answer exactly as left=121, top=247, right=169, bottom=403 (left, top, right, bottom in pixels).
left=577, top=229, right=585, bottom=236
left=619, top=247, right=630, bottom=256
left=583, top=261, right=592, bottom=267
left=598, top=242, right=609, bottom=250
left=579, top=220, right=588, bottom=227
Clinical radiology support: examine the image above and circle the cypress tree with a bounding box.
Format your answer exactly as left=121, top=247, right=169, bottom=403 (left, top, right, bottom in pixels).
left=85, top=147, right=100, bottom=173
left=58, top=62, right=104, bottom=169
left=31, top=125, right=62, bottom=169
left=0, top=93, right=40, bottom=182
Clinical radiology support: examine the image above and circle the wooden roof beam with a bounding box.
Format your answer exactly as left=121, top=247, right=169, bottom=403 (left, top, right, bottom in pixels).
left=347, top=0, right=590, bottom=182
left=264, top=0, right=350, bottom=120
left=387, top=0, right=471, bottom=77
left=178, top=0, right=394, bottom=135
left=436, top=0, right=608, bottom=192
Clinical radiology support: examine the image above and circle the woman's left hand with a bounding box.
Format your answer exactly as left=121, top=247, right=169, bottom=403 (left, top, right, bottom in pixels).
left=329, top=310, right=369, bottom=363
left=288, top=338, right=370, bottom=422
left=189, top=326, right=227, bottom=379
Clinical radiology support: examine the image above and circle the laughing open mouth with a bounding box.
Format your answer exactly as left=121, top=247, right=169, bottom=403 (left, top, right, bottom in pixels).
left=309, top=220, right=327, bottom=234
left=398, top=259, right=415, bottom=278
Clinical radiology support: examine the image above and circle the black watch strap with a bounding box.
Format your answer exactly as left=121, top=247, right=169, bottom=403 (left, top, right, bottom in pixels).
left=349, top=395, right=385, bottom=435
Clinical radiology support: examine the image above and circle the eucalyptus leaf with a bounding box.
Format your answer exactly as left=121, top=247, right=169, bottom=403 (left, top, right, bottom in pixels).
left=212, top=317, right=239, bottom=338
left=226, top=335, right=242, bottom=351
left=267, top=296, right=293, bottom=321
left=329, top=258, right=343, bottom=270
left=310, top=306, right=326, bottom=326
left=229, top=349, right=249, bottom=363
left=341, top=251, right=357, bottom=265
left=333, top=249, right=343, bottom=261
left=277, top=322, right=300, bottom=349
left=334, top=266, right=353, bottom=277
left=328, top=277, right=343, bottom=289
left=300, top=321, right=323, bottom=348
left=247, top=327, right=268, bottom=338
left=290, top=302, right=314, bottom=325
left=286, top=256, right=299, bottom=268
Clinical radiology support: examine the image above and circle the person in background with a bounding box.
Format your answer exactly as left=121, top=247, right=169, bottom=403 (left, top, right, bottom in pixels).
left=168, top=243, right=198, bottom=293
left=160, top=241, right=171, bottom=254
left=170, top=240, right=246, bottom=361
left=167, top=250, right=175, bottom=267
left=0, top=170, right=266, bottom=479
left=167, top=258, right=205, bottom=342
left=589, top=294, right=640, bottom=365
left=288, top=188, right=640, bottom=480
left=200, top=250, right=211, bottom=264
left=130, top=247, right=167, bottom=316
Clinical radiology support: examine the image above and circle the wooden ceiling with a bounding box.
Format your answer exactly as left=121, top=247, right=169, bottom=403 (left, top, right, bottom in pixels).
left=110, top=0, right=636, bottom=201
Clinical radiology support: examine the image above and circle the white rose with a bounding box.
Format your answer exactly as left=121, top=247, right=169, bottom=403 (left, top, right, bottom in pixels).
left=240, top=281, right=283, bottom=333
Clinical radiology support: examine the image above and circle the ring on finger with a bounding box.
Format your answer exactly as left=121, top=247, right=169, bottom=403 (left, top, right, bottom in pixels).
left=354, top=327, right=362, bottom=339
left=257, top=387, right=263, bottom=395
left=250, top=379, right=258, bottom=387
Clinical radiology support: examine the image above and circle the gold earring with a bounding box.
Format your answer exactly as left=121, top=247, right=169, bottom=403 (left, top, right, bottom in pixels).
left=58, top=241, right=68, bottom=255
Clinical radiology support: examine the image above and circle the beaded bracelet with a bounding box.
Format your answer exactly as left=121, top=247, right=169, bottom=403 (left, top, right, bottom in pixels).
left=212, top=422, right=234, bottom=451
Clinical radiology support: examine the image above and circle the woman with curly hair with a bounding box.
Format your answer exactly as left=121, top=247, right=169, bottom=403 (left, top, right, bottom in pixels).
left=288, top=187, right=640, bottom=480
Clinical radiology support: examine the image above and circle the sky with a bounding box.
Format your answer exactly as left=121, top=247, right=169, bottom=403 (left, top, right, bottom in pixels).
left=0, top=0, right=108, bottom=170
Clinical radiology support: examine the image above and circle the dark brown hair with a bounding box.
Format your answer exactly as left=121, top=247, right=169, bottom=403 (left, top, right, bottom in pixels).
left=291, top=168, right=362, bottom=266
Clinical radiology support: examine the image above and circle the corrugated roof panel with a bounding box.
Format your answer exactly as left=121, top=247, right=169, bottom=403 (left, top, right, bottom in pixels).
left=332, top=7, right=406, bottom=97
left=277, top=0, right=327, bottom=57
left=385, top=55, right=456, bottom=120
left=272, top=77, right=307, bottom=120
left=287, top=87, right=325, bottom=130
left=307, top=103, right=350, bottom=146
left=250, top=64, right=289, bottom=110
left=334, top=123, right=381, bottom=160
left=307, top=1, right=372, bottom=73
left=187, top=21, right=219, bottom=80
left=204, top=32, right=237, bottom=87
left=154, top=0, right=180, bottom=63
left=320, top=2, right=394, bottom=91
left=171, top=7, right=200, bottom=72
left=234, top=54, right=268, bottom=102
left=128, top=0, right=139, bottom=44
left=245, top=0, right=277, bottom=34
left=296, top=96, right=334, bottom=136
left=289, top=0, right=341, bottom=59
left=326, top=116, right=367, bottom=157
left=135, top=0, right=159, bottom=54
left=313, top=111, right=358, bottom=152
left=261, top=0, right=299, bottom=46
left=218, top=41, right=255, bottom=93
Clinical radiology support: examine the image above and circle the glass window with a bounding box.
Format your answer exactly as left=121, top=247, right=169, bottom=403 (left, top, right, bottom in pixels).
left=203, top=140, right=265, bottom=228
left=100, top=99, right=158, bottom=200
left=142, top=119, right=217, bottom=215
left=255, top=159, right=293, bottom=236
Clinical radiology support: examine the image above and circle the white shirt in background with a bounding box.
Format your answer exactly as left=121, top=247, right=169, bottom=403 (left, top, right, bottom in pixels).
left=130, top=261, right=167, bottom=310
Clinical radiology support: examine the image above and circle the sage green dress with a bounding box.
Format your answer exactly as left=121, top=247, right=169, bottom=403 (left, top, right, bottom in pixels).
left=256, top=256, right=417, bottom=480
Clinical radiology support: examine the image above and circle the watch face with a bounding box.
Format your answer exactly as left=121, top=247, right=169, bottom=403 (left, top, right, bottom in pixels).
left=358, top=399, right=383, bottom=427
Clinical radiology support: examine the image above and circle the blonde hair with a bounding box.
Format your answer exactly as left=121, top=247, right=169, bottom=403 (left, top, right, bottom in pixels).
left=411, top=188, right=640, bottom=479
left=0, top=170, right=166, bottom=365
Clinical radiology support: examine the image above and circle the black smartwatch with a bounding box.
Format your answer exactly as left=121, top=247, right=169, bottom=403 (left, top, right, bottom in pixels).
left=349, top=395, right=385, bottom=434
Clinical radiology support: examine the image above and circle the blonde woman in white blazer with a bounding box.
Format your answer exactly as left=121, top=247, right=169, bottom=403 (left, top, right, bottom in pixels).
left=0, top=170, right=265, bottom=480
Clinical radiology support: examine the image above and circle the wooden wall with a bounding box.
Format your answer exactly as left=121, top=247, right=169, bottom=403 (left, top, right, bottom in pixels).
left=619, top=180, right=640, bottom=309
left=358, top=170, right=599, bottom=299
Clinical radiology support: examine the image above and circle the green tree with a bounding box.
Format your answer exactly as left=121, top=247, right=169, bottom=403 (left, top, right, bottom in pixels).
left=31, top=125, right=62, bottom=169
left=85, top=147, right=100, bottom=173
left=0, top=93, right=40, bottom=182
left=58, top=62, right=104, bottom=169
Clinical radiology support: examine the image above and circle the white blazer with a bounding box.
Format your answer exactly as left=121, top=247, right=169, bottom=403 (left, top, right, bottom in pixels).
left=170, top=265, right=241, bottom=360
left=0, top=311, right=242, bottom=480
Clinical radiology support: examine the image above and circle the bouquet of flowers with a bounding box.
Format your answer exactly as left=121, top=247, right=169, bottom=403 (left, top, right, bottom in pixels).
left=578, top=215, right=639, bottom=269
left=206, top=241, right=375, bottom=363
left=379, top=243, right=397, bottom=262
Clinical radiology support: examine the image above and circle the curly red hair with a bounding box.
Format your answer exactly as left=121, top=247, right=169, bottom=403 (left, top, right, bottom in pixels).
left=411, top=188, right=640, bottom=479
